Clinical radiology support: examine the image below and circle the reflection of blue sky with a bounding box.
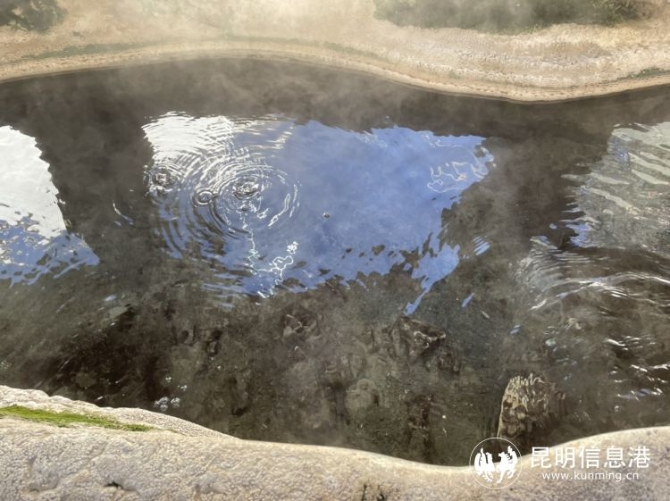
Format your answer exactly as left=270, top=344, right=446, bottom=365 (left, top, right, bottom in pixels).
left=145, top=114, right=492, bottom=311
left=0, top=126, right=98, bottom=285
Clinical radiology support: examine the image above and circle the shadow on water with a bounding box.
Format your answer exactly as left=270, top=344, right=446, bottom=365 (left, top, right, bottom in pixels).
left=0, top=59, right=669, bottom=465
left=0, top=0, right=64, bottom=32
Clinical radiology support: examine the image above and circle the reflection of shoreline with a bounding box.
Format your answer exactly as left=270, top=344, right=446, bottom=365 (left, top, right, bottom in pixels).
left=0, top=0, right=669, bottom=102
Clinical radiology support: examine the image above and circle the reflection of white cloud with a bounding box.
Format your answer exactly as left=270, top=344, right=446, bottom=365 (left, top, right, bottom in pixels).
left=0, top=126, right=98, bottom=284
left=0, top=126, right=63, bottom=237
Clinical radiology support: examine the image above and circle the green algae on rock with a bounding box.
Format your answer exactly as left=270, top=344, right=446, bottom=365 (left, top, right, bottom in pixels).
left=0, top=405, right=152, bottom=432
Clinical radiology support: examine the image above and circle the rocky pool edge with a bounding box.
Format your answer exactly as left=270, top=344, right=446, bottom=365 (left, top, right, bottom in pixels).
left=1, top=0, right=670, bottom=102
left=0, top=385, right=668, bottom=500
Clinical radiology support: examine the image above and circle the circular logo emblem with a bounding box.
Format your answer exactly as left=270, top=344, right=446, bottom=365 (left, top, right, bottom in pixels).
left=469, top=438, right=522, bottom=489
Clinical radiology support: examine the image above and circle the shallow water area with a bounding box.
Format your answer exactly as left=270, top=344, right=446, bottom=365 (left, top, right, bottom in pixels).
left=0, top=60, right=668, bottom=465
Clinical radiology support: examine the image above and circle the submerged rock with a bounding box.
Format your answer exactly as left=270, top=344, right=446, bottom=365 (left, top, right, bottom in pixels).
left=389, top=316, right=459, bottom=372
left=497, top=373, right=566, bottom=449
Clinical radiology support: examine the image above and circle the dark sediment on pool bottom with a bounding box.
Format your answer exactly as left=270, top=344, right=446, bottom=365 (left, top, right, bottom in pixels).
left=0, top=60, right=669, bottom=466
left=374, top=0, right=655, bottom=31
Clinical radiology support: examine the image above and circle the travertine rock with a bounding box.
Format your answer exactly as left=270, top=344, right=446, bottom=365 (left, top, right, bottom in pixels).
left=1, top=385, right=669, bottom=500
left=0, top=0, right=669, bottom=101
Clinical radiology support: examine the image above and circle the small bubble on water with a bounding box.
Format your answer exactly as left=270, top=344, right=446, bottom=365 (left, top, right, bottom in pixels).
left=194, top=190, right=214, bottom=205
left=233, top=179, right=260, bottom=200
left=152, top=170, right=175, bottom=187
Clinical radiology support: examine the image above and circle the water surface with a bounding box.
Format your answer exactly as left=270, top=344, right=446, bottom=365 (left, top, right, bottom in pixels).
left=0, top=60, right=668, bottom=465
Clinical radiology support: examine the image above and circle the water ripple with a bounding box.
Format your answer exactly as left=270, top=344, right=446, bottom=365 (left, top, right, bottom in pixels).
left=514, top=121, right=670, bottom=425
left=144, top=114, right=300, bottom=289
left=565, top=122, right=670, bottom=255
left=143, top=113, right=492, bottom=306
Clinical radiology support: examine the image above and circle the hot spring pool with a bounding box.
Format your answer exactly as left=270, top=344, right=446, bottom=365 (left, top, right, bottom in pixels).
left=0, top=59, right=668, bottom=465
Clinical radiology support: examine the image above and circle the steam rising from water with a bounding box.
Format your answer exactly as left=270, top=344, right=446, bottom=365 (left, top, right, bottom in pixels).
left=144, top=112, right=492, bottom=310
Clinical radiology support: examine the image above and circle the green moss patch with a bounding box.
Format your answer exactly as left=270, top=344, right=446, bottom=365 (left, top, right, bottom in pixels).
left=626, top=66, right=668, bottom=79
left=20, top=43, right=153, bottom=62
left=0, top=405, right=152, bottom=432
left=374, top=0, right=654, bottom=32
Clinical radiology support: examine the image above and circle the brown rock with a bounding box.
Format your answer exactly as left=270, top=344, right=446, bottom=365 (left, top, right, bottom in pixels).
left=497, top=373, right=566, bottom=449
